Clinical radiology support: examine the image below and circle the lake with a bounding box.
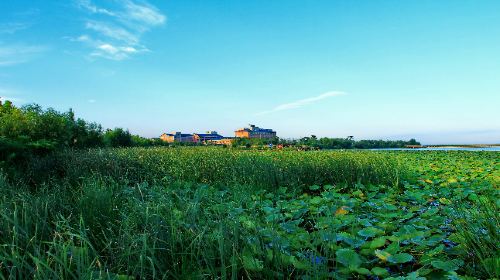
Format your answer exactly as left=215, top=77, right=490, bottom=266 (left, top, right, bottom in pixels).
left=372, top=147, right=500, bottom=152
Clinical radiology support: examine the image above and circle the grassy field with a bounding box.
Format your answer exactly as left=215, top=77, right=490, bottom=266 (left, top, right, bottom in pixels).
left=0, top=148, right=498, bottom=279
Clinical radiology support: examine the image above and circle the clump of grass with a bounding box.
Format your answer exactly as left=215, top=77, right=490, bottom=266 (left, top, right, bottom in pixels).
left=453, top=198, right=499, bottom=278
left=0, top=174, right=252, bottom=279
left=0, top=178, right=99, bottom=279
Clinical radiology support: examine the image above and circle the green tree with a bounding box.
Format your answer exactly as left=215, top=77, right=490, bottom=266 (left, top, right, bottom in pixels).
left=103, top=128, right=133, bottom=147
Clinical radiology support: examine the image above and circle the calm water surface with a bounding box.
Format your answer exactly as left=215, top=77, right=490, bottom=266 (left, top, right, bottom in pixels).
left=372, top=147, right=500, bottom=152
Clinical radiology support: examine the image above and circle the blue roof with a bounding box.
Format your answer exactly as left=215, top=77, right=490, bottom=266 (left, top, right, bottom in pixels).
left=163, top=133, right=192, bottom=137
left=195, top=133, right=223, bottom=137
left=238, top=127, right=275, bottom=133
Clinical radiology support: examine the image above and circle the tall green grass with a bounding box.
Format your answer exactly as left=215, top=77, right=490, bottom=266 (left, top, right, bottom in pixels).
left=453, top=198, right=499, bottom=279
left=0, top=175, right=277, bottom=279
left=23, top=147, right=403, bottom=191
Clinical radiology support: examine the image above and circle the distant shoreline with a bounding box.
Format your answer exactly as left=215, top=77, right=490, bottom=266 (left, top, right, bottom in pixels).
left=423, top=144, right=500, bottom=148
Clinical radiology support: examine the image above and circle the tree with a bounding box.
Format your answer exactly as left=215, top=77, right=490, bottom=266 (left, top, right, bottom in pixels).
left=408, top=138, right=419, bottom=145
left=103, top=128, right=133, bottom=147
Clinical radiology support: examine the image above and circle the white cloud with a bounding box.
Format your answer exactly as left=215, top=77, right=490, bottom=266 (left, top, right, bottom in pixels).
left=91, top=43, right=144, bottom=60
left=85, top=21, right=139, bottom=45
left=0, top=45, right=47, bottom=66
left=75, top=34, right=91, bottom=42
left=74, top=0, right=166, bottom=61
left=77, top=0, right=115, bottom=16
left=98, top=43, right=118, bottom=53
left=123, top=0, right=166, bottom=26
left=256, top=91, right=347, bottom=115
left=88, top=99, right=96, bottom=103
left=71, top=34, right=147, bottom=60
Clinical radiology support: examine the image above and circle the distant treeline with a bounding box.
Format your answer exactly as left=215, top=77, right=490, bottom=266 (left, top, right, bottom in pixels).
left=0, top=100, right=167, bottom=163
left=233, top=136, right=420, bottom=149
left=288, top=136, right=420, bottom=149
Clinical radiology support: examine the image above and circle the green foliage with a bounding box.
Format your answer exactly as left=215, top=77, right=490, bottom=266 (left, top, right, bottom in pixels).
left=232, top=136, right=279, bottom=148
left=0, top=101, right=95, bottom=163
left=103, top=128, right=133, bottom=147
left=21, top=147, right=403, bottom=191
left=0, top=104, right=63, bottom=171
left=388, top=253, right=413, bottom=264
left=0, top=100, right=168, bottom=167
left=71, top=118, right=104, bottom=148
left=372, top=266, right=390, bottom=277
left=0, top=129, right=498, bottom=278
left=336, top=249, right=362, bottom=268
left=280, top=136, right=420, bottom=150
left=431, top=260, right=460, bottom=271
left=452, top=198, right=499, bottom=278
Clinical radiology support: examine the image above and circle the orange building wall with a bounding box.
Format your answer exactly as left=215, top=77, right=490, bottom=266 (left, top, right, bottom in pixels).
left=160, top=134, right=175, bottom=143
left=235, top=130, right=250, bottom=138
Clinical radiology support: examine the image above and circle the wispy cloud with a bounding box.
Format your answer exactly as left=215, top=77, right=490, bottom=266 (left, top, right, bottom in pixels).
left=0, top=45, right=48, bottom=66
left=88, top=99, right=96, bottom=103
left=85, top=21, right=139, bottom=45
left=0, top=9, right=39, bottom=34
left=0, top=10, right=44, bottom=67
left=256, top=91, right=347, bottom=116
left=122, top=0, right=166, bottom=27
left=73, top=34, right=147, bottom=60
left=91, top=43, right=143, bottom=60
left=74, top=0, right=166, bottom=60
left=77, top=0, right=115, bottom=16
left=0, top=22, right=32, bottom=34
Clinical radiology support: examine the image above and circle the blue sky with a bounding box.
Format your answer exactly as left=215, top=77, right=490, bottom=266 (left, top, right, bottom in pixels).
left=1, top=0, right=499, bottom=144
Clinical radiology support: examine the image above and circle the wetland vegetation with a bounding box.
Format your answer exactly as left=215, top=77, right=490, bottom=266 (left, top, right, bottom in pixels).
left=0, top=148, right=498, bottom=279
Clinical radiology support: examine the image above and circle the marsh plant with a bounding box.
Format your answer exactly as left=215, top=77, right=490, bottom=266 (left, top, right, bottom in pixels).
left=0, top=149, right=499, bottom=279
left=453, top=198, right=499, bottom=278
